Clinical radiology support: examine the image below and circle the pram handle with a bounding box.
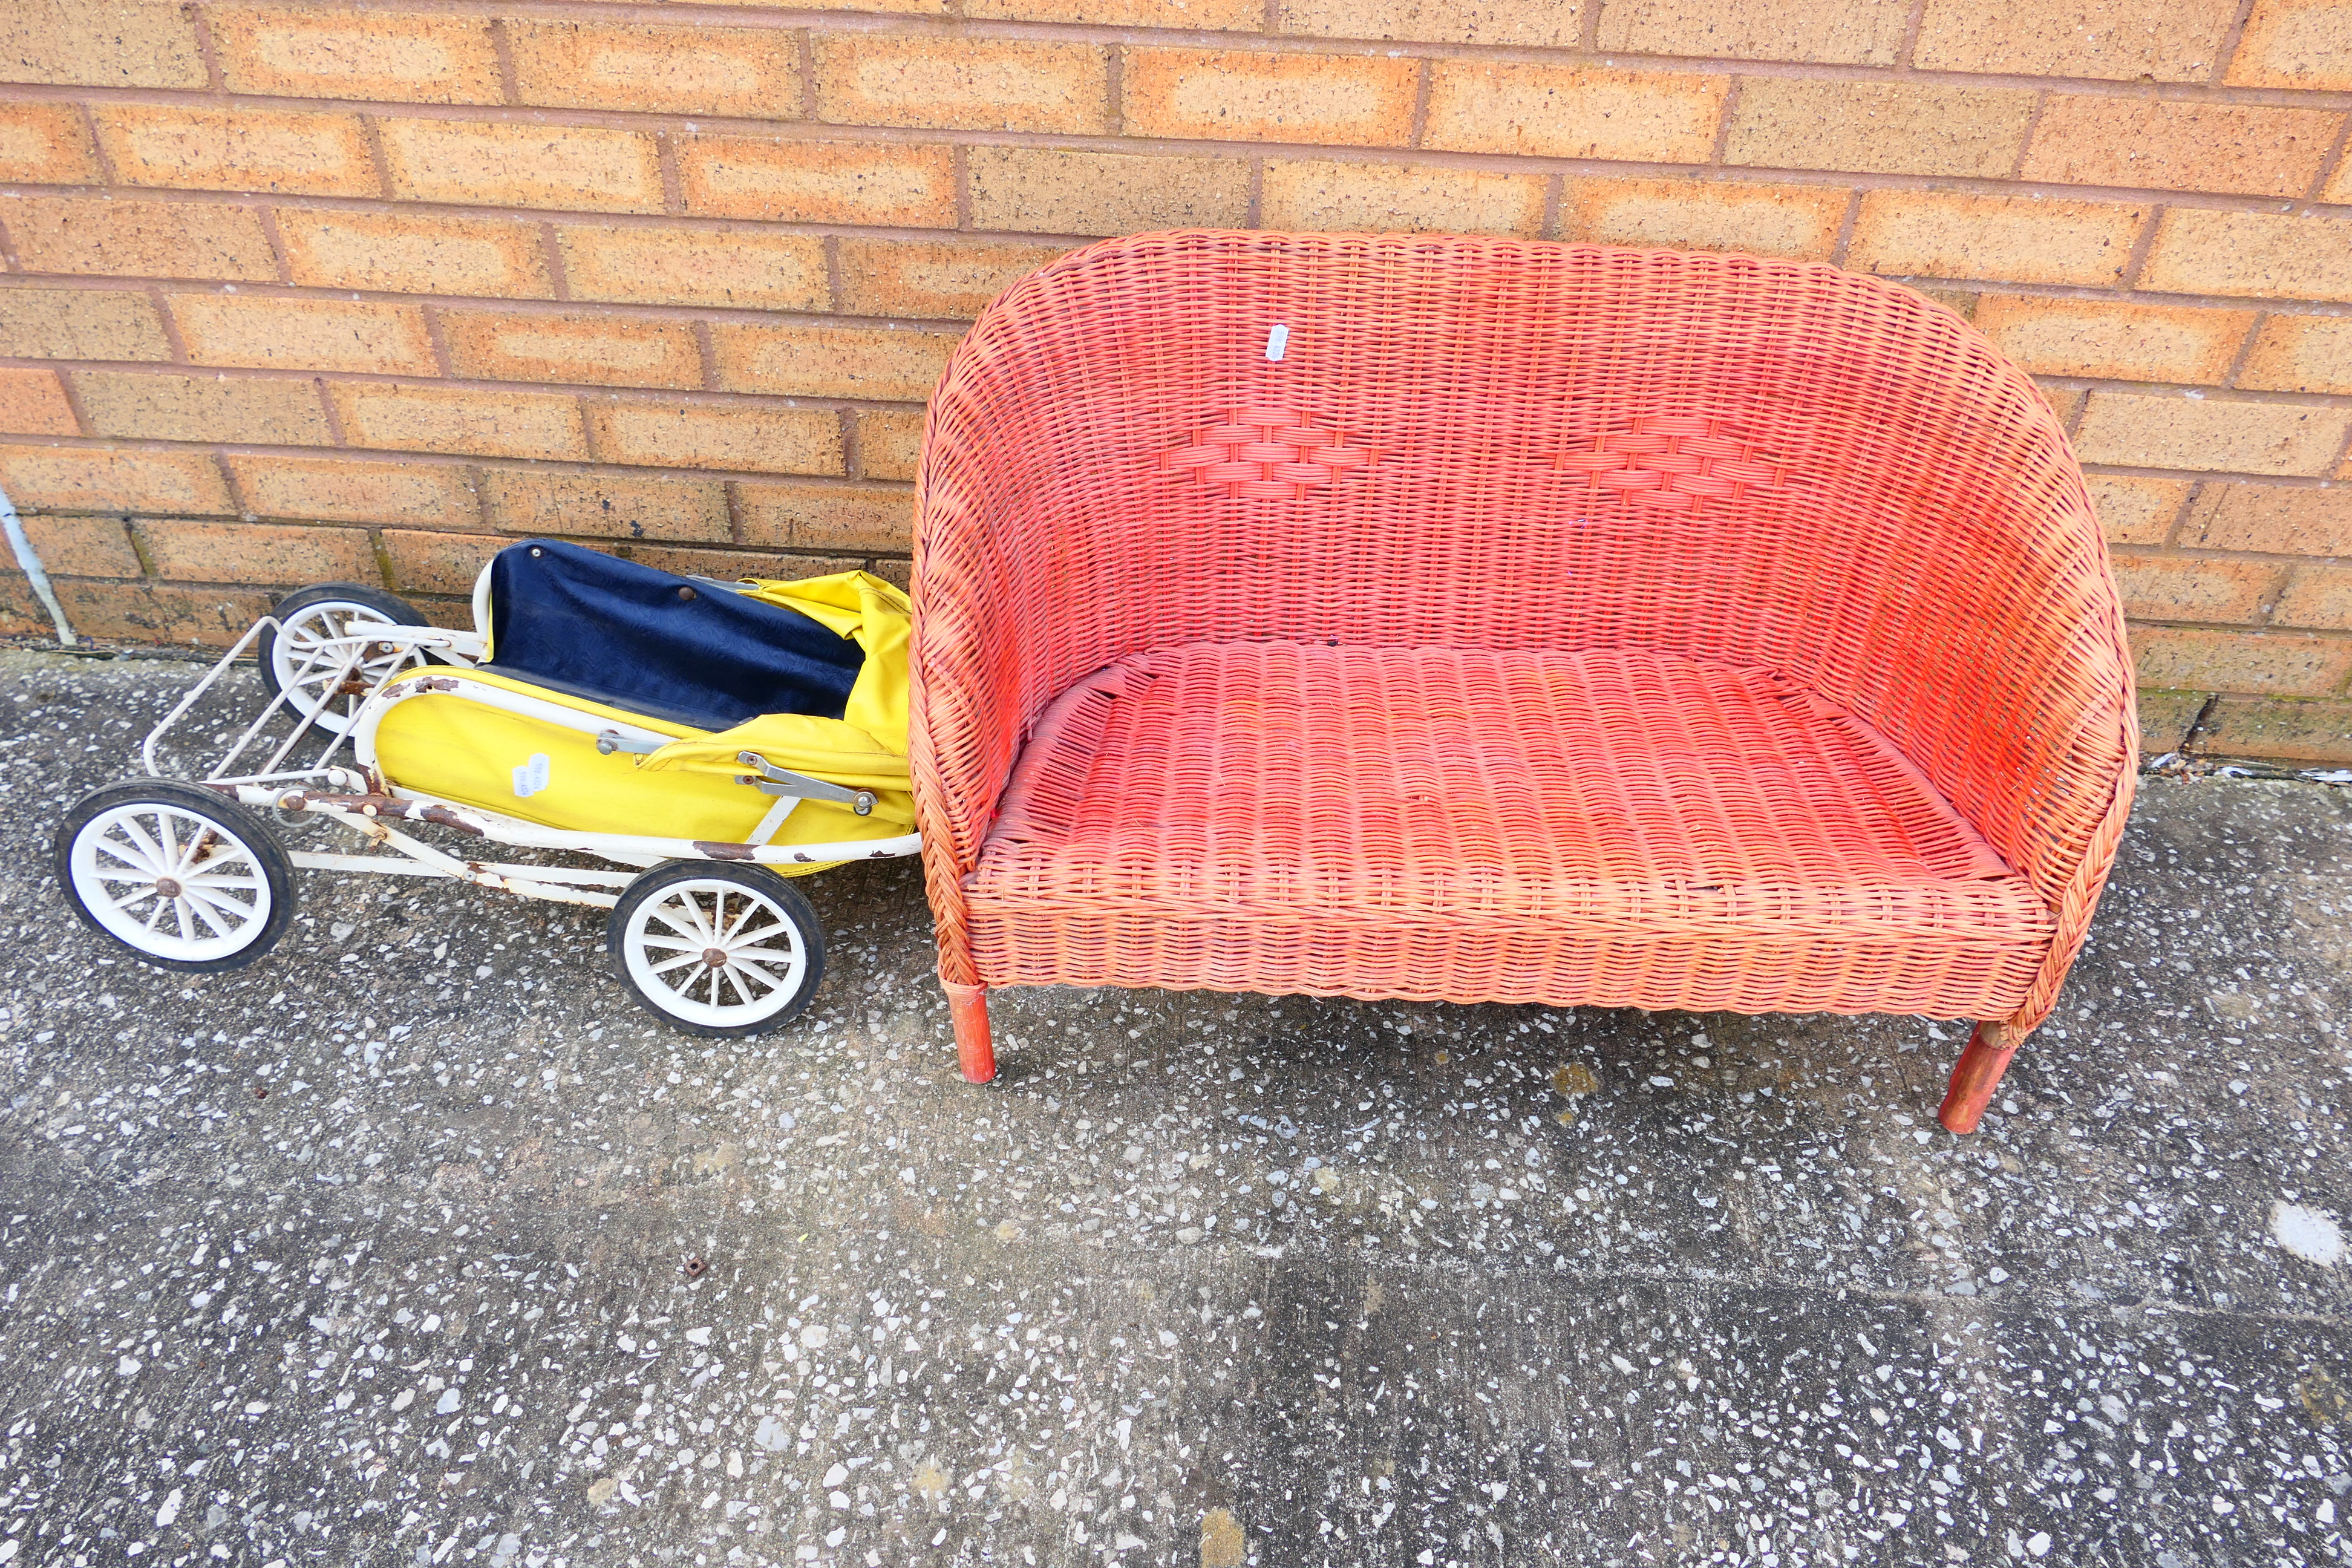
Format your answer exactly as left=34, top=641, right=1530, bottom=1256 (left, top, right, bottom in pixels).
left=593, top=733, right=877, bottom=817
left=736, top=750, right=877, bottom=817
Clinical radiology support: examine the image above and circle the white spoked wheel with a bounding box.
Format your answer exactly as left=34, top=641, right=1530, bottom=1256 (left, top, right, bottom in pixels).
left=609, top=862, right=826, bottom=1037
left=56, top=782, right=296, bottom=972
left=255, top=584, right=431, bottom=736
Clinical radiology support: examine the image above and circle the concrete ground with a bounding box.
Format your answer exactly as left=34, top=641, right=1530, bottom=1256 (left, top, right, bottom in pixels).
left=0, top=643, right=2347, bottom=1568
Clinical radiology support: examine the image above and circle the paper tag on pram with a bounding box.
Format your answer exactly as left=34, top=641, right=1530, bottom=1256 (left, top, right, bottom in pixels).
left=511, top=753, right=552, bottom=798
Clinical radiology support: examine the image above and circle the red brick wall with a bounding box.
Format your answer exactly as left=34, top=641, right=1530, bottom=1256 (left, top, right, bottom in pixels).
left=2, top=0, right=2350, bottom=759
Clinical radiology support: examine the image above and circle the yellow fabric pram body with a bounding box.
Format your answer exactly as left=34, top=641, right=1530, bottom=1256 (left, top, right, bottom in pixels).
left=364, top=567, right=914, bottom=873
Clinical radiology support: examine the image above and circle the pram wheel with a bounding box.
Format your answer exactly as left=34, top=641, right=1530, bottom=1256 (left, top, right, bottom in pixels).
left=257, top=583, right=431, bottom=735
left=609, top=862, right=826, bottom=1036
left=56, top=781, right=297, bottom=973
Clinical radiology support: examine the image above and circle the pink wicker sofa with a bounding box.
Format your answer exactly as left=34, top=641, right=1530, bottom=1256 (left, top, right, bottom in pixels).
left=909, top=231, right=2137, bottom=1134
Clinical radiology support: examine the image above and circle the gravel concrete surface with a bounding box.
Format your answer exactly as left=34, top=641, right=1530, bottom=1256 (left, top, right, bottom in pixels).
left=0, top=644, right=2347, bottom=1568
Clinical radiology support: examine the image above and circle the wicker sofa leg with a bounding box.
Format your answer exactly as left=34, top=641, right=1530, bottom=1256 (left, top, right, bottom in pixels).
left=946, top=982, right=996, bottom=1083
left=1938, top=1020, right=2024, bottom=1134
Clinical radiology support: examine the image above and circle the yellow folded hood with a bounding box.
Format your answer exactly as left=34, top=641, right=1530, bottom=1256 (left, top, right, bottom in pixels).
left=633, top=570, right=913, bottom=804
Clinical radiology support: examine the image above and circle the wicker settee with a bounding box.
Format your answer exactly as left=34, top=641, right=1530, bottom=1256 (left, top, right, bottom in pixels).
left=909, top=232, right=2136, bottom=1134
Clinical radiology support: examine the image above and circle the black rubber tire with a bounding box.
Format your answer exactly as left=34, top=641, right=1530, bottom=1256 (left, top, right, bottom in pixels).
left=607, top=861, right=827, bottom=1037
left=255, top=582, right=430, bottom=722
left=54, top=779, right=298, bottom=973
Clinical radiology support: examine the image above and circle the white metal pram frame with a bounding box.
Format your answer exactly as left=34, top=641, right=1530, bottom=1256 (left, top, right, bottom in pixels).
left=140, top=615, right=922, bottom=913
left=57, top=568, right=924, bottom=1036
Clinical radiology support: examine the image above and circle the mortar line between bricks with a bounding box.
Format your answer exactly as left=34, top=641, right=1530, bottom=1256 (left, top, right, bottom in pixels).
left=1540, top=172, right=1564, bottom=242
left=837, top=408, right=860, bottom=480
left=1970, top=281, right=2350, bottom=316
left=2328, top=422, right=2352, bottom=482
left=0, top=361, right=965, bottom=416
left=318, top=374, right=350, bottom=446
left=1829, top=189, right=1862, bottom=267
left=2082, top=463, right=2349, bottom=491
left=253, top=206, right=298, bottom=286
left=449, top=460, right=488, bottom=532
left=1982, top=374, right=2352, bottom=411
left=2177, top=692, right=2229, bottom=750
left=2128, top=613, right=2352, bottom=639
left=1103, top=43, right=1124, bottom=137
left=2112, top=540, right=2352, bottom=569
left=2118, top=206, right=2167, bottom=293
left=2218, top=312, right=2267, bottom=390
left=2310, top=117, right=2352, bottom=205
left=2212, top=0, right=2265, bottom=95
left=2008, top=90, right=2051, bottom=182
left=2157, top=482, right=2201, bottom=551
left=2, top=428, right=2340, bottom=499
left=30, top=80, right=2352, bottom=157
left=19, top=538, right=910, bottom=609
left=0, top=436, right=920, bottom=492
left=688, top=319, right=720, bottom=393
left=353, top=113, right=397, bottom=203
left=1575, top=0, right=1602, bottom=53
left=81, top=6, right=2352, bottom=110
left=654, top=133, right=687, bottom=217
left=148, top=290, right=194, bottom=368
left=420, top=305, right=462, bottom=380
left=538, top=220, right=572, bottom=302
left=1406, top=58, right=1432, bottom=151
left=1705, top=77, right=1740, bottom=166
left=47, top=359, right=99, bottom=443
left=364, top=526, right=400, bottom=592
left=119, top=517, right=159, bottom=577
left=19, top=353, right=2352, bottom=418
left=24, top=229, right=2352, bottom=333
left=2255, top=560, right=2293, bottom=626
left=73, top=100, right=124, bottom=189
left=9, top=142, right=2352, bottom=223
left=210, top=449, right=253, bottom=520
left=1893, top=0, right=1929, bottom=73
left=488, top=16, right=524, bottom=107
left=794, top=25, right=819, bottom=120
left=0, top=275, right=984, bottom=332
left=184, top=4, right=228, bottom=95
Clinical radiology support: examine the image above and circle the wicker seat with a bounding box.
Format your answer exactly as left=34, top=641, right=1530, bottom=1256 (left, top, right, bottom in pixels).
left=912, top=232, right=2136, bottom=1133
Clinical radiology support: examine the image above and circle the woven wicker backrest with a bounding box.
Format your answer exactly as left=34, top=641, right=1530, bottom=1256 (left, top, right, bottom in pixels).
left=915, top=231, right=2135, bottom=912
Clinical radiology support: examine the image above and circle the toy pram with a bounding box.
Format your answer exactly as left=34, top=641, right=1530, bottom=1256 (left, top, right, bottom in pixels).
left=53, top=539, right=921, bottom=1036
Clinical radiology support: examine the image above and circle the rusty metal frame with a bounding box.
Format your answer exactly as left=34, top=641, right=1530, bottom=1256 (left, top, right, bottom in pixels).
left=141, top=613, right=921, bottom=916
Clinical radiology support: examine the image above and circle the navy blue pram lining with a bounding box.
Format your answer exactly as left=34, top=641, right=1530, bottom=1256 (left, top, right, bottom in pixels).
left=480, top=539, right=864, bottom=733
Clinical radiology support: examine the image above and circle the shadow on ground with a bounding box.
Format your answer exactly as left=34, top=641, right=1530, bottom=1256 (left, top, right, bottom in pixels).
left=0, top=647, right=2347, bottom=1567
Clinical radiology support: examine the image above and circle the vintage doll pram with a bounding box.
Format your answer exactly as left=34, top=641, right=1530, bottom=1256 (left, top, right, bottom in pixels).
left=54, top=539, right=921, bottom=1035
